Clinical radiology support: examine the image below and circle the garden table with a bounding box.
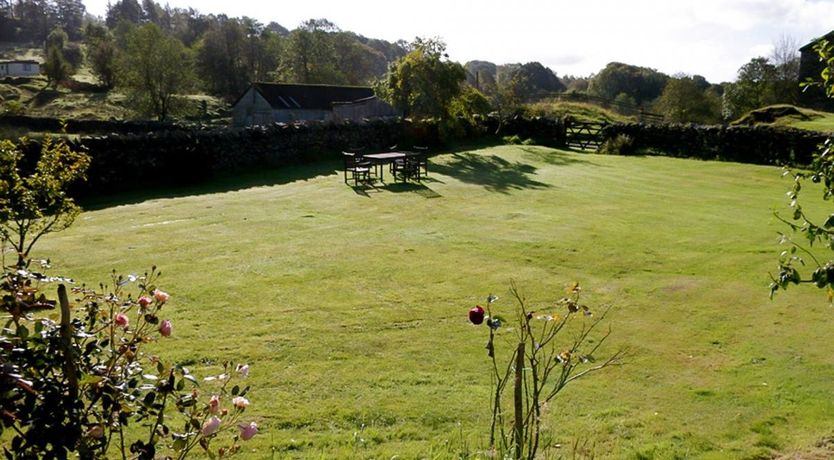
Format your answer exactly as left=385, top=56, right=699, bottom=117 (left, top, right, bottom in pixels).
left=363, top=152, right=407, bottom=181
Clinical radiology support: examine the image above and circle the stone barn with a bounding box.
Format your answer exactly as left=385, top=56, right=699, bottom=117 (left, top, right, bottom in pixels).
left=798, top=30, right=834, bottom=111
left=231, top=82, right=399, bottom=127
left=0, top=60, right=39, bottom=77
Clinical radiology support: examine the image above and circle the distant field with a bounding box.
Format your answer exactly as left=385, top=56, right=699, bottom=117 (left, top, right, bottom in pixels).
left=32, top=145, right=834, bottom=458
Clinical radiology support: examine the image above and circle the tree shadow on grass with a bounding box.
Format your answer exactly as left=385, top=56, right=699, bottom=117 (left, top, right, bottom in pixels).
left=80, top=160, right=340, bottom=211
left=431, top=152, right=551, bottom=193
left=349, top=179, right=442, bottom=199
left=518, top=146, right=604, bottom=167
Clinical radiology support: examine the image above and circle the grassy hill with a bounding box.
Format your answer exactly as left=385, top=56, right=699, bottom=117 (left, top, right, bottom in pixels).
left=31, top=145, right=834, bottom=459
left=526, top=100, right=636, bottom=124
left=0, top=45, right=227, bottom=126
left=733, top=104, right=834, bottom=132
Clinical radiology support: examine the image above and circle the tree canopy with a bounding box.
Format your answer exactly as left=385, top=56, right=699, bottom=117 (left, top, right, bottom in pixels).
left=117, top=23, right=195, bottom=121
left=376, top=38, right=466, bottom=119
left=589, top=62, right=669, bottom=104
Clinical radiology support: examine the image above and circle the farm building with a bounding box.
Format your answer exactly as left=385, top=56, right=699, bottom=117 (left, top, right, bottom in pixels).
left=0, top=59, right=39, bottom=77
left=231, top=82, right=399, bottom=127
left=798, top=30, right=834, bottom=111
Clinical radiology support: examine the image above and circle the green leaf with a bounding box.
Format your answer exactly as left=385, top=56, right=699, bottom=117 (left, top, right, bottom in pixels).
left=231, top=385, right=240, bottom=396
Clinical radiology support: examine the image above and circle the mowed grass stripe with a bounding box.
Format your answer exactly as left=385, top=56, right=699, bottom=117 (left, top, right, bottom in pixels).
left=36, top=145, right=834, bottom=458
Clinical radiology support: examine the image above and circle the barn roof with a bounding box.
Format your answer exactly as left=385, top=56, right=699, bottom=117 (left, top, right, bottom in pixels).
left=0, top=60, right=39, bottom=65
left=800, top=30, right=834, bottom=52
left=239, top=82, right=376, bottom=110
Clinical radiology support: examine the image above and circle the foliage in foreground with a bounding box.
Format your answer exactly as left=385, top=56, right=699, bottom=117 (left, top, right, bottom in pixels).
left=772, top=40, right=834, bottom=299
left=0, top=134, right=257, bottom=458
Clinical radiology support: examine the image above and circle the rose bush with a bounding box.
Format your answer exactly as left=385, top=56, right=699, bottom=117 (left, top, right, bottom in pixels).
left=470, top=282, right=623, bottom=460
left=0, top=266, right=259, bottom=459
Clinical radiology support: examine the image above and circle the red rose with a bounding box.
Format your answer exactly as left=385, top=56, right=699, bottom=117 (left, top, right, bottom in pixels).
left=469, top=305, right=485, bottom=325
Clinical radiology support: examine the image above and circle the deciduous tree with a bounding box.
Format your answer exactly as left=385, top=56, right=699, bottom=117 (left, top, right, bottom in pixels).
left=376, top=37, right=466, bottom=119
left=117, top=23, right=195, bottom=120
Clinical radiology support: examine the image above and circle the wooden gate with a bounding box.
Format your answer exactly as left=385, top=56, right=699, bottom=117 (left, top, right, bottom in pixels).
left=565, top=121, right=607, bottom=151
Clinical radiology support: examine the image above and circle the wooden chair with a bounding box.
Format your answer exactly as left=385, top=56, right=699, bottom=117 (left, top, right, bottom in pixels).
left=343, top=152, right=374, bottom=186
left=410, top=146, right=429, bottom=178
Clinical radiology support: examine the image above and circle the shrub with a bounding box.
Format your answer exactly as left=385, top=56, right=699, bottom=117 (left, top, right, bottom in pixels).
left=599, top=133, right=634, bottom=155
left=0, top=266, right=258, bottom=459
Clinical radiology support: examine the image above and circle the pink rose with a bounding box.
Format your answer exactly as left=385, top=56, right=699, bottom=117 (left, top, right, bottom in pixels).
left=153, top=290, right=170, bottom=304
left=208, top=395, right=220, bottom=414
left=238, top=422, right=258, bottom=441
left=114, top=313, right=129, bottom=329
left=159, top=320, right=172, bottom=337
left=232, top=396, right=249, bottom=409
left=137, top=296, right=153, bottom=308
left=202, top=416, right=221, bottom=436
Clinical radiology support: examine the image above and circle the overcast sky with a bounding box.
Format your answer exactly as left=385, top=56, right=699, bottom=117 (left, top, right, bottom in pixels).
left=83, top=0, right=834, bottom=83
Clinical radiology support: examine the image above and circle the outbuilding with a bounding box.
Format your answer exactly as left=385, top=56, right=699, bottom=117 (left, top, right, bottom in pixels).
left=798, top=30, right=834, bottom=111
left=231, top=82, right=399, bottom=127
left=0, top=60, right=40, bottom=77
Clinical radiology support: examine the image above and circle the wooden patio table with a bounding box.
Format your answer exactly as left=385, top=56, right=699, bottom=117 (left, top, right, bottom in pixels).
left=363, top=152, right=407, bottom=181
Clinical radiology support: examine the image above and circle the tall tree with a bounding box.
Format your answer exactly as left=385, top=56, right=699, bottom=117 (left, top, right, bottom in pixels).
left=85, top=22, right=117, bottom=88
left=589, top=62, right=669, bottom=103
left=770, top=34, right=801, bottom=104
left=655, top=74, right=721, bottom=124
left=105, top=0, right=142, bottom=28
left=52, top=0, right=85, bottom=40
left=277, top=18, right=343, bottom=84
left=117, top=23, right=194, bottom=120
left=195, top=17, right=249, bottom=98
left=376, top=37, right=466, bottom=118
left=722, top=57, right=779, bottom=119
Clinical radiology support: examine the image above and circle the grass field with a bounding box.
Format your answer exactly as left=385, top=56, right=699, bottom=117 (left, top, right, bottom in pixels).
left=32, top=145, right=834, bottom=459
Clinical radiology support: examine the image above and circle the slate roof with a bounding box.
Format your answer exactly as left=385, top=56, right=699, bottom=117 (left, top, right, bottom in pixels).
left=0, top=60, right=39, bottom=65
left=800, top=30, right=834, bottom=52
left=243, top=82, right=376, bottom=110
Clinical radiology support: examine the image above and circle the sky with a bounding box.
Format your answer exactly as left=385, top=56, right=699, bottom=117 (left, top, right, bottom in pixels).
left=82, top=0, right=834, bottom=83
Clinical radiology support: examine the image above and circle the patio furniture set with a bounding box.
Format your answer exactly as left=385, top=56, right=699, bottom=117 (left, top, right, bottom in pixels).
left=343, top=146, right=429, bottom=186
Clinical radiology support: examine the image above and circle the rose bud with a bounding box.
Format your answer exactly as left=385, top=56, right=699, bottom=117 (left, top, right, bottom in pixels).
left=137, top=296, right=153, bottom=308
left=468, top=305, right=485, bottom=325
left=208, top=395, right=220, bottom=414
left=159, top=320, right=173, bottom=337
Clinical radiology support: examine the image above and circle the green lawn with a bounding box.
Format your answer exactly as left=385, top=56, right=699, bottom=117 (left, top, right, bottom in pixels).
left=791, top=112, right=834, bottom=132
left=35, top=145, right=834, bottom=459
